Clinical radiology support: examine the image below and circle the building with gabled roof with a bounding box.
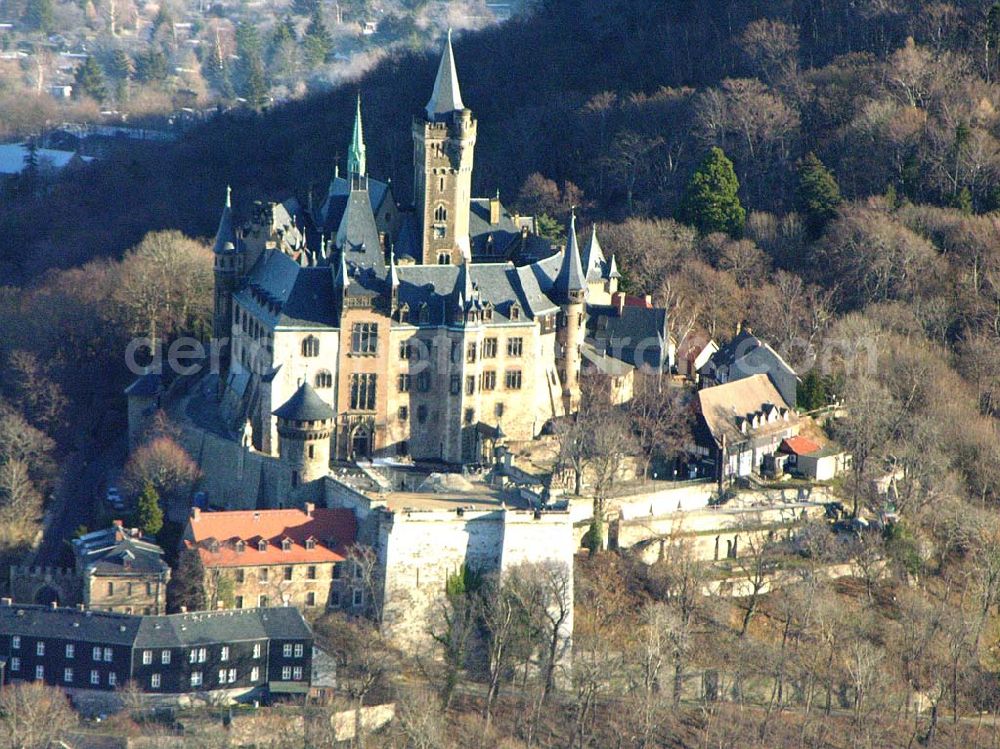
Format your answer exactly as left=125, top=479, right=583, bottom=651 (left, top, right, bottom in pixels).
left=182, top=504, right=357, bottom=612
left=698, top=325, right=799, bottom=407
left=0, top=601, right=312, bottom=702
left=72, top=522, right=171, bottom=615
left=694, top=374, right=800, bottom=483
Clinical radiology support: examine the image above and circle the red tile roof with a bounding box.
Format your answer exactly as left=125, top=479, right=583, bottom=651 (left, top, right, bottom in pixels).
left=779, top=436, right=821, bottom=456
left=185, top=507, right=357, bottom=568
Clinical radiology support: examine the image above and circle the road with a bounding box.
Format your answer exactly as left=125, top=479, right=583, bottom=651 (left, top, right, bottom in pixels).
left=32, top=439, right=124, bottom=567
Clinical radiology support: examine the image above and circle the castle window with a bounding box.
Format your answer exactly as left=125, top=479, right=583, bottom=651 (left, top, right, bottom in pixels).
left=419, top=303, right=430, bottom=323
left=398, top=373, right=411, bottom=392
left=399, top=341, right=411, bottom=360
left=235, top=568, right=245, bottom=583
left=351, top=322, right=378, bottom=355
left=464, top=408, right=474, bottom=425
left=417, top=371, right=431, bottom=392
left=398, top=304, right=409, bottom=323
left=417, top=405, right=428, bottom=424
left=258, top=539, right=268, bottom=552
left=465, top=376, right=475, bottom=395
left=306, top=592, right=316, bottom=607
left=450, top=375, right=461, bottom=395
left=439, top=176, right=445, bottom=192
left=510, top=304, right=521, bottom=321
left=302, top=336, right=320, bottom=357
left=466, top=343, right=477, bottom=363
left=281, top=538, right=292, bottom=552
left=308, top=445, right=314, bottom=459
left=507, top=338, right=523, bottom=357
left=398, top=406, right=409, bottom=421
left=284, top=566, right=293, bottom=580
left=349, top=373, right=377, bottom=410
left=434, top=205, right=447, bottom=222
left=482, top=338, right=497, bottom=358
left=315, top=370, right=333, bottom=388
left=481, top=371, right=496, bottom=391
left=495, top=402, right=505, bottom=418
left=505, top=370, right=523, bottom=390
left=434, top=226, right=447, bottom=240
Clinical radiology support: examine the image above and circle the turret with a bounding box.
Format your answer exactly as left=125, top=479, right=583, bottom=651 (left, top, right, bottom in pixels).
left=554, top=212, right=587, bottom=413
left=273, top=382, right=335, bottom=486
left=212, top=186, right=242, bottom=396
left=413, top=29, right=476, bottom=266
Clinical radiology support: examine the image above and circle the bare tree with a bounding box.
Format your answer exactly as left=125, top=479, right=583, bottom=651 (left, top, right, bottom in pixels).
left=0, top=681, right=76, bottom=749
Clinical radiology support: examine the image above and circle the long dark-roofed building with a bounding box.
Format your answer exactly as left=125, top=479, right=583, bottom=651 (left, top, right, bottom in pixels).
left=0, top=600, right=312, bottom=700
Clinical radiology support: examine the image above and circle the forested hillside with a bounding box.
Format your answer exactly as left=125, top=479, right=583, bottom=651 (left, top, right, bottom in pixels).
left=9, top=2, right=1000, bottom=745
left=6, top=0, right=1000, bottom=279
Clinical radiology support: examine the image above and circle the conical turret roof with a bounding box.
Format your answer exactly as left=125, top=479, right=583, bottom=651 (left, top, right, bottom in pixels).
left=213, top=185, right=237, bottom=254
left=426, top=29, right=465, bottom=121
left=348, top=93, right=366, bottom=177
left=273, top=381, right=335, bottom=422
left=553, top=212, right=587, bottom=303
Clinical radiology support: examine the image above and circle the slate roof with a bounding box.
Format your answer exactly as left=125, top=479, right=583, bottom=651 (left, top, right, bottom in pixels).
left=72, top=525, right=169, bottom=577
left=697, top=374, right=797, bottom=446
left=0, top=604, right=141, bottom=645
left=134, top=607, right=312, bottom=648
left=586, top=305, right=669, bottom=370
left=581, top=343, right=634, bottom=376
left=321, top=175, right=390, bottom=235
left=237, top=252, right=339, bottom=330
left=273, top=382, right=336, bottom=422
left=581, top=226, right=607, bottom=282
left=700, top=330, right=797, bottom=381
left=186, top=507, right=356, bottom=567
left=336, top=177, right=386, bottom=274
left=213, top=187, right=238, bottom=255
left=426, top=29, right=465, bottom=121
left=551, top=215, right=586, bottom=303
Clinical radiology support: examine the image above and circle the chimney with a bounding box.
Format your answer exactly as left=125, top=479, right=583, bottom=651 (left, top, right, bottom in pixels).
left=112, top=519, right=123, bottom=528
left=1, top=598, right=11, bottom=606
left=305, top=502, right=315, bottom=517
left=191, top=507, right=201, bottom=521
left=180, top=606, right=187, bottom=614
left=50, top=601, right=58, bottom=610
left=614, top=292, right=626, bottom=316
left=77, top=604, right=85, bottom=611
left=489, top=191, right=501, bottom=225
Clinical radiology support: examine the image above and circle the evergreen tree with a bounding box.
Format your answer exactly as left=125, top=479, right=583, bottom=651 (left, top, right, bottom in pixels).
left=22, top=0, right=53, bottom=33
left=797, top=370, right=828, bottom=411
left=796, top=152, right=841, bottom=238
left=73, top=56, right=107, bottom=102
left=244, top=56, right=269, bottom=109
left=678, top=147, right=745, bottom=237
left=135, top=481, right=164, bottom=537
left=167, top=547, right=206, bottom=612
left=110, top=49, right=134, bottom=105
left=235, top=22, right=269, bottom=107
left=302, top=8, right=332, bottom=68
left=134, top=49, right=167, bottom=83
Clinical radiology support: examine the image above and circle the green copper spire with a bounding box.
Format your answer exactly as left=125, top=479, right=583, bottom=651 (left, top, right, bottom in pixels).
left=347, top=93, right=366, bottom=177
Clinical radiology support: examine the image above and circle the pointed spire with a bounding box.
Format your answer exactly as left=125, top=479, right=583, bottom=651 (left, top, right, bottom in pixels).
left=608, top=253, right=621, bottom=279
left=336, top=249, right=350, bottom=291
left=460, top=255, right=473, bottom=303
left=213, top=185, right=237, bottom=254
left=426, top=29, right=465, bottom=121
left=348, top=93, right=366, bottom=177
left=389, top=247, right=399, bottom=290
left=581, top=225, right=607, bottom=281
left=554, top=210, right=586, bottom=302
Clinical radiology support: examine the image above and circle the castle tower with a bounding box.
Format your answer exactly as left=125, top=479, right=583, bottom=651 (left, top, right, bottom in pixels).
left=554, top=212, right=587, bottom=413
left=348, top=93, right=366, bottom=177
left=413, top=29, right=477, bottom=266
left=212, top=186, right=242, bottom=395
left=273, top=382, right=335, bottom=486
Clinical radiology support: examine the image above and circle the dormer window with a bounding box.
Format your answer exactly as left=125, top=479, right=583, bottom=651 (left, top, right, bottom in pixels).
left=281, top=538, right=292, bottom=551
left=419, top=303, right=430, bottom=324
left=304, top=537, right=316, bottom=550
left=235, top=540, right=246, bottom=553
left=398, top=303, right=409, bottom=323
left=483, top=303, right=493, bottom=322
left=257, top=539, right=268, bottom=552
left=510, top=303, right=521, bottom=321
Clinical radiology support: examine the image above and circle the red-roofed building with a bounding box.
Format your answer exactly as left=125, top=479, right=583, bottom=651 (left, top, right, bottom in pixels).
left=182, top=503, right=358, bottom=613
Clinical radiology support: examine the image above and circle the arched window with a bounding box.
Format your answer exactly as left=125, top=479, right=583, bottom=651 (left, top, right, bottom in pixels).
left=302, top=336, right=319, bottom=357
left=315, top=370, right=333, bottom=388
left=434, top=205, right=447, bottom=222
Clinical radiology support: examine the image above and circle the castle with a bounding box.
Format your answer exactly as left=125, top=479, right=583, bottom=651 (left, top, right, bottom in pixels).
left=212, top=31, right=671, bottom=474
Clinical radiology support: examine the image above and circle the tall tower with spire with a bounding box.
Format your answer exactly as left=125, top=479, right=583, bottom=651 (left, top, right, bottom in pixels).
left=553, top=212, right=587, bottom=413
left=348, top=94, right=366, bottom=177
left=413, top=29, right=477, bottom=266
left=212, top=186, right=242, bottom=395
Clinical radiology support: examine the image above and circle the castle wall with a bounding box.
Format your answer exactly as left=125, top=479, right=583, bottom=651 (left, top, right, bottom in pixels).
left=375, top=509, right=574, bottom=655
